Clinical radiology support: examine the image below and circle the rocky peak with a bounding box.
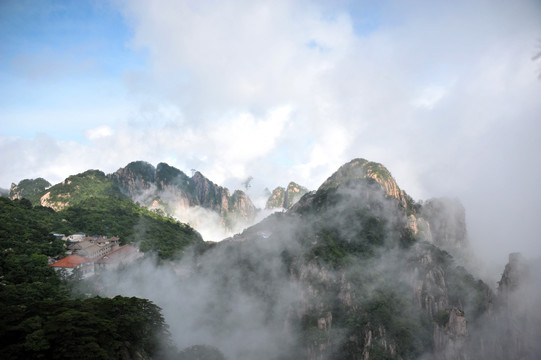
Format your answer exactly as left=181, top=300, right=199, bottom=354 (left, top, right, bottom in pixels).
left=265, top=186, right=285, bottom=209
left=498, top=252, right=529, bottom=297
left=420, top=197, right=468, bottom=251
left=110, top=161, right=156, bottom=197
left=318, top=158, right=405, bottom=204
left=191, top=171, right=230, bottom=212
left=265, top=181, right=309, bottom=210
left=155, top=162, right=192, bottom=190
left=9, top=177, right=51, bottom=200
left=111, top=162, right=257, bottom=237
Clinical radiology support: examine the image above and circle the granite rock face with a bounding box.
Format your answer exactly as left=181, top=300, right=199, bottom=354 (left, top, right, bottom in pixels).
left=420, top=197, right=468, bottom=251
left=265, top=181, right=309, bottom=210
left=111, top=161, right=256, bottom=234
left=9, top=178, right=51, bottom=201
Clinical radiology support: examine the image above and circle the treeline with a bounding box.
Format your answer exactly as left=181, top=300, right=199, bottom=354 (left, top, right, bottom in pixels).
left=0, top=197, right=202, bottom=359
left=0, top=196, right=203, bottom=260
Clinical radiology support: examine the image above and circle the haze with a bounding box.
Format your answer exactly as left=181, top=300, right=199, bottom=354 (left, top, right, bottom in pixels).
left=1, top=0, right=540, bottom=270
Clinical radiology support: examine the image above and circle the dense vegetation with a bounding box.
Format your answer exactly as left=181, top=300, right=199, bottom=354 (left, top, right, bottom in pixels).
left=0, top=198, right=172, bottom=359
left=8, top=177, right=51, bottom=201
left=39, top=170, right=125, bottom=207
left=1, top=159, right=497, bottom=359
left=60, top=197, right=203, bottom=259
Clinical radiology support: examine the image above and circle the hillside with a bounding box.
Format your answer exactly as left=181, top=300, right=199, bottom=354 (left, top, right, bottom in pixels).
left=0, top=197, right=174, bottom=359
left=109, top=161, right=256, bottom=233
left=9, top=161, right=258, bottom=240
left=8, top=177, right=51, bottom=201
left=3, top=158, right=538, bottom=359
left=265, top=181, right=309, bottom=210
left=81, top=158, right=536, bottom=360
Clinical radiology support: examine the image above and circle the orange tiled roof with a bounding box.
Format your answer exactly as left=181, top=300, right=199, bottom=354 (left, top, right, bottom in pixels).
left=50, top=254, right=92, bottom=268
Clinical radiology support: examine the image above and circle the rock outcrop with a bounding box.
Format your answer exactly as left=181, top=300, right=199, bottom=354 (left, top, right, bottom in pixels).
left=265, top=182, right=309, bottom=210
left=109, top=160, right=156, bottom=199
left=318, top=158, right=407, bottom=206
left=111, top=161, right=256, bottom=233
left=479, top=252, right=540, bottom=360
left=9, top=177, right=51, bottom=201
left=34, top=170, right=123, bottom=210
left=420, top=197, right=468, bottom=251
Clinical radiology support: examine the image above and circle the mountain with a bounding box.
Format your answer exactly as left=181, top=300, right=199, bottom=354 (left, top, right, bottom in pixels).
left=10, top=161, right=257, bottom=239
left=265, top=181, right=309, bottom=209
left=110, top=161, right=256, bottom=233
left=9, top=177, right=51, bottom=201
left=4, top=157, right=538, bottom=359
left=37, top=170, right=125, bottom=210
left=0, top=198, right=173, bottom=359
left=90, top=157, right=516, bottom=360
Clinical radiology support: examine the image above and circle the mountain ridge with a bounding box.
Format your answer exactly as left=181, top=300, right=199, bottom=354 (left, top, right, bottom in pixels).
left=2, top=157, right=538, bottom=359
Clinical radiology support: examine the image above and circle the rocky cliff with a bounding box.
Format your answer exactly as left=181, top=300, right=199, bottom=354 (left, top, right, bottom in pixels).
left=265, top=181, right=309, bottom=210
left=191, top=158, right=492, bottom=360
left=420, top=197, right=468, bottom=251
left=9, top=177, right=51, bottom=201
left=10, top=161, right=257, bottom=238
left=472, top=252, right=541, bottom=360
left=110, top=161, right=256, bottom=234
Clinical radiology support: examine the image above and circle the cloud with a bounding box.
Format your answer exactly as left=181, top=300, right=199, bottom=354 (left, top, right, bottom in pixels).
left=412, top=85, right=448, bottom=110
left=1, top=0, right=541, bottom=268
left=85, top=125, right=114, bottom=140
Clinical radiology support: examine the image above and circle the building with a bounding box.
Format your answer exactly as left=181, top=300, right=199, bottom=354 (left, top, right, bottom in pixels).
left=50, top=254, right=94, bottom=279
left=67, top=236, right=120, bottom=259
left=96, top=244, right=143, bottom=271
left=52, top=234, right=142, bottom=279
left=67, top=232, right=86, bottom=242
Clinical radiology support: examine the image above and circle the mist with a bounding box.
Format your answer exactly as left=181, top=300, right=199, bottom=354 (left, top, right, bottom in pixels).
left=72, top=164, right=541, bottom=359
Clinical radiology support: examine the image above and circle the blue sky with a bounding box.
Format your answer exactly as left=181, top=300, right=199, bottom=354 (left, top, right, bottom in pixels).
left=1, top=0, right=541, bottom=267
left=0, top=0, right=143, bottom=140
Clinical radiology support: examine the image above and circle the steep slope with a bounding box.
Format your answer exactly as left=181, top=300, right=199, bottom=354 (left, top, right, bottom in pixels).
left=265, top=181, right=309, bottom=210
left=36, top=170, right=125, bottom=211
left=111, top=161, right=256, bottom=235
left=108, top=160, right=156, bottom=199
left=9, top=177, right=51, bottom=202
left=95, top=158, right=493, bottom=360
left=420, top=197, right=468, bottom=251
left=0, top=198, right=173, bottom=359
left=465, top=253, right=541, bottom=360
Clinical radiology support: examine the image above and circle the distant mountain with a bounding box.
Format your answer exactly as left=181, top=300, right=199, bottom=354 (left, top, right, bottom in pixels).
left=9, top=177, right=51, bottom=202
left=92, top=157, right=528, bottom=360
left=38, top=170, right=124, bottom=210
left=110, top=161, right=256, bottom=233
left=2, top=157, right=539, bottom=359
left=8, top=161, right=257, bottom=239
left=265, top=181, right=309, bottom=210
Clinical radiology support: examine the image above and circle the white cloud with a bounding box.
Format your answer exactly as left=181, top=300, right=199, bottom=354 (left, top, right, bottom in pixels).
left=412, top=85, right=448, bottom=110
left=2, top=0, right=541, bottom=268
left=85, top=125, right=114, bottom=140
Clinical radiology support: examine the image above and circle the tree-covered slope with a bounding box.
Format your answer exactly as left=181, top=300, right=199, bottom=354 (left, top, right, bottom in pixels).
left=33, top=170, right=125, bottom=210
left=60, top=197, right=204, bottom=259
left=9, top=177, right=51, bottom=201
left=95, top=158, right=493, bottom=360
left=0, top=198, right=173, bottom=359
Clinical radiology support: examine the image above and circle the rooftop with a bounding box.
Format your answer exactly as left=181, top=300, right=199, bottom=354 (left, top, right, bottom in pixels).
left=50, top=254, right=92, bottom=268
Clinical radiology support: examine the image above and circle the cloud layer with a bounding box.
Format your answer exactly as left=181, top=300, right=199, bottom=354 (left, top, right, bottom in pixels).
left=1, top=0, right=541, bottom=267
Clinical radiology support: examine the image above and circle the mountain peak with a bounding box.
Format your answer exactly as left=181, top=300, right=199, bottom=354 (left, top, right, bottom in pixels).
left=265, top=181, right=309, bottom=210
left=318, top=158, right=403, bottom=201
left=9, top=177, right=51, bottom=200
